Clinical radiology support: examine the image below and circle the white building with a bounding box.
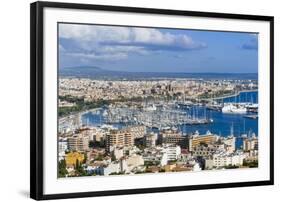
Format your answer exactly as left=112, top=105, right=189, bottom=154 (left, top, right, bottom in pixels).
left=163, top=144, right=181, bottom=161
left=143, top=147, right=168, bottom=166
left=121, top=154, right=145, bottom=173
left=89, top=153, right=145, bottom=175
left=145, top=132, right=157, bottom=147
left=160, top=153, right=168, bottom=166
left=112, top=147, right=124, bottom=160
left=101, top=162, right=121, bottom=176
left=243, top=133, right=258, bottom=151
left=127, top=154, right=144, bottom=168
left=142, top=145, right=181, bottom=167
left=193, top=162, right=202, bottom=172
left=222, top=135, right=236, bottom=153
left=205, top=152, right=246, bottom=169
left=58, top=138, right=68, bottom=161
left=58, top=138, right=68, bottom=153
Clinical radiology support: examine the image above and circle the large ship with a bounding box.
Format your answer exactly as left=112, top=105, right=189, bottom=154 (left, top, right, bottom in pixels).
left=222, top=103, right=247, bottom=114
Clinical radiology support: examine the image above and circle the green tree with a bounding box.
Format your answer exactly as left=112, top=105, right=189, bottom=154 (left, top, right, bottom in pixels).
left=58, top=159, right=68, bottom=177
left=111, top=154, right=116, bottom=161
left=83, top=153, right=87, bottom=164
left=75, top=159, right=86, bottom=176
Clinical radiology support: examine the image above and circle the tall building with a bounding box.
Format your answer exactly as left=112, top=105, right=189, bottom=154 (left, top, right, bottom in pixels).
left=58, top=138, right=68, bottom=153
left=158, top=129, right=188, bottom=148
left=163, top=144, right=181, bottom=161
left=68, top=134, right=90, bottom=152
left=145, top=132, right=157, bottom=148
left=106, top=130, right=134, bottom=152
left=243, top=133, right=258, bottom=151
left=192, top=144, right=216, bottom=157
left=222, top=136, right=236, bottom=153
left=123, top=125, right=147, bottom=139
left=189, top=131, right=218, bottom=151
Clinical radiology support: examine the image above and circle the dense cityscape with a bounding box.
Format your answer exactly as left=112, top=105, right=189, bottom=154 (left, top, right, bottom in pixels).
left=58, top=76, right=259, bottom=177
left=58, top=22, right=259, bottom=178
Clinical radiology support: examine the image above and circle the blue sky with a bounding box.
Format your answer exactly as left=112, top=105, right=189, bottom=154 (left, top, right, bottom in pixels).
left=59, top=23, right=258, bottom=73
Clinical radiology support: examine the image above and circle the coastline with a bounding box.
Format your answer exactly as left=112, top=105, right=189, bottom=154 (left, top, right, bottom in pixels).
left=212, top=89, right=258, bottom=100
left=59, top=89, right=258, bottom=119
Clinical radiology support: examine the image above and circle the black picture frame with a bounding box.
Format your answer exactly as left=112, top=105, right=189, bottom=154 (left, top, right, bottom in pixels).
left=30, top=1, right=274, bottom=200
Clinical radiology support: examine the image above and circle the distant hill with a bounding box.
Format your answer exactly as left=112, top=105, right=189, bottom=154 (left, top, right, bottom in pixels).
left=60, top=66, right=147, bottom=80
left=60, top=66, right=114, bottom=77
left=60, top=66, right=105, bottom=73
left=59, top=66, right=258, bottom=80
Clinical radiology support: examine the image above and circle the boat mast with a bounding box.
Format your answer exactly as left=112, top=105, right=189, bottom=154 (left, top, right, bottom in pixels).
left=230, top=122, right=234, bottom=136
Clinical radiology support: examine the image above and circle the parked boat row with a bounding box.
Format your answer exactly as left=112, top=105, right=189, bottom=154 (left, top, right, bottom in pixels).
left=103, top=102, right=213, bottom=129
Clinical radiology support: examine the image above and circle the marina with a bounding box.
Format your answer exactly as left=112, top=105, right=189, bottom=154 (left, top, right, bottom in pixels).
left=80, top=91, right=258, bottom=148
left=104, top=103, right=212, bottom=128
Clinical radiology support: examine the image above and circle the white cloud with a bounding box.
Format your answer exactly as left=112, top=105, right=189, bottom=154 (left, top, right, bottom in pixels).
left=59, top=24, right=206, bottom=61
left=59, top=24, right=132, bottom=43
left=97, top=45, right=148, bottom=55
left=65, top=52, right=128, bottom=61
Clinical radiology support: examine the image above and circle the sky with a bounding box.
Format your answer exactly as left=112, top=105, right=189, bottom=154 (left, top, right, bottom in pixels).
left=59, top=23, right=258, bottom=73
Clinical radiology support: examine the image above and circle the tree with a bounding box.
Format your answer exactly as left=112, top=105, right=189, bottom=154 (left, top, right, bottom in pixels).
left=83, top=153, right=87, bottom=164
left=89, top=140, right=95, bottom=148
left=75, top=159, right=80, bottom=170
left=75, top=159, right=87, bottom=176
left=111, top=154, right=116, bottom=161
left=58, top=159, right=68, bottom=177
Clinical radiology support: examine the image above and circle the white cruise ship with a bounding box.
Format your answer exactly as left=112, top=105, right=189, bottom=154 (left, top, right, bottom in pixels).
left=222, top=103, right=247, bottom=114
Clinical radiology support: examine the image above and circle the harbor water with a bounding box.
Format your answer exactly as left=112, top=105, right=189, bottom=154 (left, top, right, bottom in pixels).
left=82, top=91, right=258, bottom=148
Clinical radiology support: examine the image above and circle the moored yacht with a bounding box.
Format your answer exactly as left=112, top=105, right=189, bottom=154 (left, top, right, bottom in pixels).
left=222, top=103, right=247, bottom=114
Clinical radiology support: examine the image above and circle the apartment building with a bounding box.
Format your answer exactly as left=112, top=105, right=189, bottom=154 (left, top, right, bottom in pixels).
left=106, top=130, right=134, bottom=152
left=68, top=134, right=90, bottom=152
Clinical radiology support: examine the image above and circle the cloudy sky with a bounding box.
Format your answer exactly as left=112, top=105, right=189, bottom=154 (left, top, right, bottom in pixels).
left=59, top=23, right=258, bottom=73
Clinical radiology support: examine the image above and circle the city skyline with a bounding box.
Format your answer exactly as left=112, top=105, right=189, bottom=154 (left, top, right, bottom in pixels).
left=59, top=23, right=258, bottom=73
